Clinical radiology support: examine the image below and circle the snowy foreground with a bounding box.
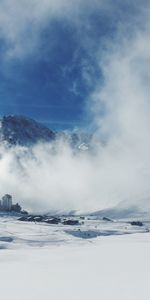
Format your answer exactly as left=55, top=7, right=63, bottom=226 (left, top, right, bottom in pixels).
left=0, top=216, right=150, bottom=300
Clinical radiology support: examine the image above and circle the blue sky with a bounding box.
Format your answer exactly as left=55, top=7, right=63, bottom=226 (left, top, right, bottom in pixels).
left=0, top=0, right=147, bottom=130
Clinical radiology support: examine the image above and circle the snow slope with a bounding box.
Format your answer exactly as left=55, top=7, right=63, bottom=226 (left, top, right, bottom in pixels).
left=0, top=233, right=150, bottom=300
left=0, top=216, right=150, bottom=300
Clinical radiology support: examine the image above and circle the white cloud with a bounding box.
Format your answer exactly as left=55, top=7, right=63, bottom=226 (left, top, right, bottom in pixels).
left=0, top=1, right=150, bottom=215
left=89, top=9, right=150, bottom=211
left=0, top=0, right=108, bottom=59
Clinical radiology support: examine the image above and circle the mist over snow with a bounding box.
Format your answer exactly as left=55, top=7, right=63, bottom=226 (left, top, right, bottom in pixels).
left=0, top=0, right=150, bottom=215
left=0, top=140, right=101, bottom=214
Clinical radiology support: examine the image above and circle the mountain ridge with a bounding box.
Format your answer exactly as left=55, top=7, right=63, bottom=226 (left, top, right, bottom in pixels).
left=0, top=115, right=56, bottom=146
left=0, top=115, right=90, bottom=150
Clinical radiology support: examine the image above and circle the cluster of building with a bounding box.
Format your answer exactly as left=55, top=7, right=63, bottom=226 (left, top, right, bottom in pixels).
left=0, top=194, right=22, bottom=212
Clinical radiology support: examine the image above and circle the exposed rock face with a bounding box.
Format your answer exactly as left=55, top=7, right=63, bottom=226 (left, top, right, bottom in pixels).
left=130, top=221, right=143, bottom=227
left=0, top=115, right=56, bottom=146
left=44, top=218, right=61, bottom=224
left=18, top=215, right=80, bottom=226
left=0, top=115, right=91, bottom=151
left=63, top=220, right=79, bottom=226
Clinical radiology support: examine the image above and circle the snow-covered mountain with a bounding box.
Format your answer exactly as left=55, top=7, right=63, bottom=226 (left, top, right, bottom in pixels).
left=0, top=115, right=90, bottom=150
left=0, top=115, right=56, bottom=146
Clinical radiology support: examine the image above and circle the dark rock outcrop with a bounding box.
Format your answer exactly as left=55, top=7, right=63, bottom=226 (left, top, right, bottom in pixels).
left=44, top=218, right=61, bottom=224
left=130, top=221, right=143, bottom=227
left=102, top=217, right=113, bottom=222
left=18, top=214, right=81, bottom=226
left=63, top=219, right=79, bottom=226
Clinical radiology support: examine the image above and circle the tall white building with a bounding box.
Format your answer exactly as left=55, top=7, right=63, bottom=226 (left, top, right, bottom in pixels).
left=2, top=194, right=12, bottom=211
